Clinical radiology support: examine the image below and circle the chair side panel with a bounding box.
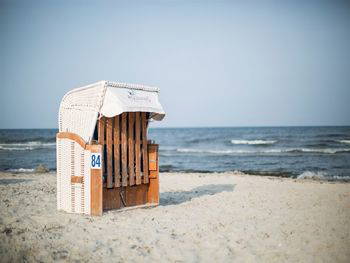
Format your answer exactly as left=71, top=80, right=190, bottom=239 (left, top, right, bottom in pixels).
left=57, top=137, right=92, bottom=214
left=57, top=138, right=72, bottom=212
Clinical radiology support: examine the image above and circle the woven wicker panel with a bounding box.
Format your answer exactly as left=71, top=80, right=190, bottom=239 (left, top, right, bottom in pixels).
left=57, top=137, right=92, bottom=214
left=57, top=138, right=72, bottom=212
left=56, top=138, right=62, bottom=210
left=59, top=83, right=106, bottom=143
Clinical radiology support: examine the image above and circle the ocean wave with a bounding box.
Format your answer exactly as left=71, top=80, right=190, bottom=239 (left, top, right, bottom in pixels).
left=176, top=148, right=350, bottom=155
left=177, top=148, right=240, bottom=154
left=297, top=171, right=327, bottom=180
left=338, top=140, right=350, bottom=144
left=0, top=141, right=56, bottom=151
left=288, top=148, right=350, bottom=154
left=297, top=171, right=350, bottom=181
left=186, top=137, right=214, bottom=144
left=316, top=133, right=345, bottom=138
left=230, top=139, right=276, bottom=145
left=176, top=148, right=282, bottom=154
left=159, top=164, right=177, bottom=172
left=304, top=143, right=331, bottom=148
left=0, top=136, right=56, bottom=144
left=7, top=168, right=35, bottom=173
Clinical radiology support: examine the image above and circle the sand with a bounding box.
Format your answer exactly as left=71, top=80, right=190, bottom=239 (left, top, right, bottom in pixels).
left=0, top=171, right=349, bottom=262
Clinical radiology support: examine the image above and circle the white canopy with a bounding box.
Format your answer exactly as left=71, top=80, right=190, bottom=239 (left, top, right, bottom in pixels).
left=58, top=81, right=165, bottom=143
left=100, top=83, right=165, bottom=120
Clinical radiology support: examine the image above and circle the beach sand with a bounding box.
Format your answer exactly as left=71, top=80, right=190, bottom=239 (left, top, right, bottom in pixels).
left=0, top=171, right=349, bottom=262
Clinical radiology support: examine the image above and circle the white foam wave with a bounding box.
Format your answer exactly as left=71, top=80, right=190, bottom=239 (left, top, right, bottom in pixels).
left=0, top=141, right=55, bottom=151
left=7, top=168, right=35, bottom=173
left=291, top=148, right=350, bottom=154
left=177, top=148, right=244, bottom=154
left=297, top=171, right=327, bottom=180
left=176, top=148, right=350, bottom=155
left=230, top=139, right=276, bottom=145
left=297, top=171, right=350, bottom=181
left=177, top=148, right=284, bottom=154
left=338, top=140, right=350, bottom=144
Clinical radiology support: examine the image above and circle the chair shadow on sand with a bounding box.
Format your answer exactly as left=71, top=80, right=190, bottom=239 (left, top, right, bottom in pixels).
left=160, top=184, right=235, bottom=206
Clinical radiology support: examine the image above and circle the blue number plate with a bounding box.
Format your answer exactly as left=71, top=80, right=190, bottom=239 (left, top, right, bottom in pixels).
left=90, top=153, right=102, bottom=169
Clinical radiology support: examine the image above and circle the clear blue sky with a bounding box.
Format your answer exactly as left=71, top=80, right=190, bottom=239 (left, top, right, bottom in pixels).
left=1, top=0, right=349, bottom=128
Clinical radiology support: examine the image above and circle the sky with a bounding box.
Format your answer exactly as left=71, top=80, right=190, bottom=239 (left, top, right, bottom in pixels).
left=1, top=0, right=350, bottom=128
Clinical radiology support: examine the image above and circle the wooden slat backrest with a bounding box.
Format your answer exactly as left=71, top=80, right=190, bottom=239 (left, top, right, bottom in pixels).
left=134, top=112, right=141, bottom=185
left=141, top=113, right=149, bottom=184
left=128, top=112, right=135, bottom=186
left=113, top=115, right=121, bottom=187
left=106, top=117, right=113, bottom=188
left=121, top=113, right=128, bottom=186
left=99, top=112, right=149, bottom=188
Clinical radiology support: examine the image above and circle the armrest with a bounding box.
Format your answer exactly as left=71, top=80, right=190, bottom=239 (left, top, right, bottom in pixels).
left=56, top=132, right=87, bottom=149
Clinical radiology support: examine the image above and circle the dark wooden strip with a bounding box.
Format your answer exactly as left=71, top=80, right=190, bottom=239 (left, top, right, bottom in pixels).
left=106, top=117, right=113, bottom=188
left=98, top=117, right=105, bottom=145
left=114, top=115, right=121, bottom=187
left=125, top=184, right=148, bottom=207
left=128, top=112, right=135, bottom=186
left=135, top=112, right=141, bottom=185
left=103, top=188, right=121, bottom=210
left=121, top=113, right=128, bottom=186
left=141, top=113, right=149, bottom=183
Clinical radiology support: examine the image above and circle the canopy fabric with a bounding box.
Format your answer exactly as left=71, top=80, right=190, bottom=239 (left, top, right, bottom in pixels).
left=59, top=81, right=165, bottom=143
left=100, top=84, right=165, bottom=121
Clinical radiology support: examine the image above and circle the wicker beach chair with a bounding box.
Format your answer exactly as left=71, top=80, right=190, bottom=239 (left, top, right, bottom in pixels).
left=56, top=81, right=165, bottom=215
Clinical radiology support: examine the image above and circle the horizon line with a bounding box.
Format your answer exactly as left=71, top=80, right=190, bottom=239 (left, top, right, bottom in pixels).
left=1, top=124, right=350, bottom=129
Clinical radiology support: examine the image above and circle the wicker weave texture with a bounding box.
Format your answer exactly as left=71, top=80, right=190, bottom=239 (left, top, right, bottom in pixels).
left=59, top=82, right=106, bottom=143
left=57, top=138, right=91, bottom=214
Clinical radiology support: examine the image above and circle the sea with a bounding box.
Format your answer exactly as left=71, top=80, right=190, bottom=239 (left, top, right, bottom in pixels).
left=0, top=127, right=349, bottom=180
